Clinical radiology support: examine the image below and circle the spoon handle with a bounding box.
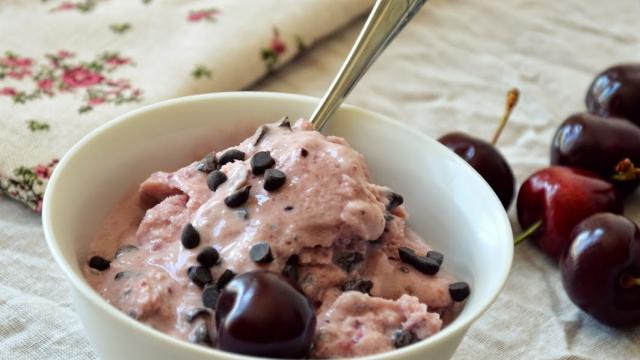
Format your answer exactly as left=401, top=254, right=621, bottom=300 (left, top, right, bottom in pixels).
left=309, top=0, right=428, bottom=130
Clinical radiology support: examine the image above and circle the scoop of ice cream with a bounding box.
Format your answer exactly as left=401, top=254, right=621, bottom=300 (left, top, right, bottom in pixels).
left=85, top=118, right=462, bottom=358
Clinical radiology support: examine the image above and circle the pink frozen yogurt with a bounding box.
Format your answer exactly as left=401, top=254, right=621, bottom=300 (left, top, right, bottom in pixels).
left=85, top=118, right=467, bottom=358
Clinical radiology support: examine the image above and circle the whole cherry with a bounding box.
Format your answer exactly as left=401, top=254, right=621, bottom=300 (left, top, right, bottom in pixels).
left=516, top=166, right=623, bottom=258
left=550, top=112, right=640, bottom=196
left=439, top=89, right=518, bottom=209
left=586, top=64, right=640, bottom=128
left=561, top=213, right=640, bottom=328
left=215, top=270, right=316, bottom=358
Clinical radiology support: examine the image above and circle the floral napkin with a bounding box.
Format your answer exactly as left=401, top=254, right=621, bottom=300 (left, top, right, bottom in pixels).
left=0, top=0, right=371, bottom=211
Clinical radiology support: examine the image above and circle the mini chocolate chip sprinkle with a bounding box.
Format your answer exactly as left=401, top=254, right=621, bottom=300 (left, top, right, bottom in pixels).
left=224, top=185, right=251, bottom=208
left=186, top=308, right=211, bottom=323
left=197, top=247, right=220, bottom=268
left=181, top=223, right=200, bottom=249
left=216, top=269, right=236, bottom=289
left=202, top=285, right=220, bottom=309
left=393, top=329, right=416, bottom=348
left=196, top=153, right=217, bottom=173
left=128, top=310, right=137, bottom=319
left=250, top=151, right=275, bottom=175
left=282, top=255, right=300, bottom=282
left=300, top=148, right=308, bottom=157
left=449, top=282, right=471, bottom=302
left=282, top=264, right=298, bottom=282
left=207, top=170, right=227, bottom=191
left=114, top=244, right=138, bottom=258
left=343, top=279, right=373, bottom=294
left=398, top=247, right=417, bottom=264
left=278, top=116, right=291, bottom=129
left=249, top=242, right=273, bottom=263
left=426, top=251, right=444, bottom=266
left=189, top=322, right=212, bottom=346
left=384, top=212, right=394, bottom=222
left=218, top=149, right=245, bottom=167
left=398, top=247, right=440, bottom=275
left=114, top=271, right=132, bottom=281
left=254, top=125, right=269, bottom=146
left=263, top=169, right=286, bottom=191
left=89, top=256, right=110, bottom=271
left=334, top=251, right=364, bottom=273
left=188, top=266, right=213, bottom=287
left=386, top=192, right=404, bottom=211
left=284, top=205, right=294, bottom=211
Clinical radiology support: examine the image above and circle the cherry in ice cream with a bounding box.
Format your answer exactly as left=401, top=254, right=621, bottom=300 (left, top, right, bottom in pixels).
left=550, top=112, right=640, bottom=196
left=438, top=89, right=518, bottom=209
left=560, top=213, right=640, bottom=328
left=586, top=64, right=640, bottom=127
left=215, top=271, right=316, bottom=358
left=516, top=166, right=623, bottom=258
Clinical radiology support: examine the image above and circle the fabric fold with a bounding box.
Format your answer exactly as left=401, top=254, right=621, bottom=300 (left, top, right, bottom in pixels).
left=0, top=0, right=372, bottom=211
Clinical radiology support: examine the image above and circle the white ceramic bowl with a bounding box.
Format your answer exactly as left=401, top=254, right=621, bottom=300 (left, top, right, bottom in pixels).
left=43, top=92, right=513, bottom=360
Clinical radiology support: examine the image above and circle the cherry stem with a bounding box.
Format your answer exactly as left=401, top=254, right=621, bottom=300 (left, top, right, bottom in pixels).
left=620, top=274, right=640, bottom=289
left=611, top=158, right=640, bottom=181
left=491, top=88, right=520, bottom=145
left=514, top=220, right=542, bottom=246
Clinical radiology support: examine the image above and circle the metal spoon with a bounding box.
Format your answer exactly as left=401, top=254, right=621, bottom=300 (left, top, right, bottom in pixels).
left=309, top=0, right=428, bottom=130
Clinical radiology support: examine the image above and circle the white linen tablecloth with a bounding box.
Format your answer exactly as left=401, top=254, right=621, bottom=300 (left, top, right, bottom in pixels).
left=1, top=0, right=639, bottom=359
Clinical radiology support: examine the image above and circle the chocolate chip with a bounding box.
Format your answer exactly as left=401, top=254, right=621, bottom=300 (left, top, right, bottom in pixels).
left=186, top=307, right=211, bottom=323
left=253, top=125, right=269, bottom=146
left=224, top=186, right=251, bottom=208
left=202, top=285, right=220, bottom=309
left=278, top=116, right=291, bottom=129
left=282, top=264, right=298, bottom=282
left=281, top=255, right=300, bottom=282
left=384, top=212, right=394, bottom=222
left=398, top=247, right=440, bottom=275
left=197, top=247, right=220, bottom=268
left=114, top=271, right=132, bottom=281
left=114, top=244, right=138, bottom=258
left=216, top=269, right=236, bottom=289
left=89, top=256, right=110, bottom=271
left=128, top=310, right=137, bottom=319
left=249, top=242, right=273, bottom=263
left=181, top=223, right=200, bottom=249
left=263, top=169, right=286, bottom=191
left=398, top=247, right=416, bottom=263
left=393, top=329, right=416, bottom=348
left=206, top=170, right=227, bottom=191
left=196, top=153, right=217, bottom=173
left=188, top=266, right=212, bottom=287
left=189, top=322, right=212, bottom=346
left=449, top=282, right=470, bottom=302
left=250, top=151, right=275, bottom=175
left=386, top=192, right=404, bottom=211
left=426, top=251, right=444, bottom=266
left=343, top=279, right=373, bottom=294
left=333, top=251, right=364, bottom=273
left=284, top=205, right=294, bottom=211
left=300, top=148, right=308, bottom=157
left=236, top=208, right=249, bottom=220
left=218, top=149, right=245, bottom=167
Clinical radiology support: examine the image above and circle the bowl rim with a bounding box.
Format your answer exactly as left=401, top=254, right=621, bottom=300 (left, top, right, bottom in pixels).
left=43, top=91, right=513, bottom=360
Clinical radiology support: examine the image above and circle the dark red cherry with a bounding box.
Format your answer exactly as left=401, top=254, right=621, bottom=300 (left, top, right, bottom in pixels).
left=438, top=89, right=518, bottom=209
left=516, top=166, right=623, bottom=258
left=439, top=132, right=515, bottom=209
left=561, top=213, right=640, bottom=328
left=550, top=112, right=640, bottom=196
left=215, top=270, right=316, bottom=358
left=586, top=64, right=640, bottom=127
